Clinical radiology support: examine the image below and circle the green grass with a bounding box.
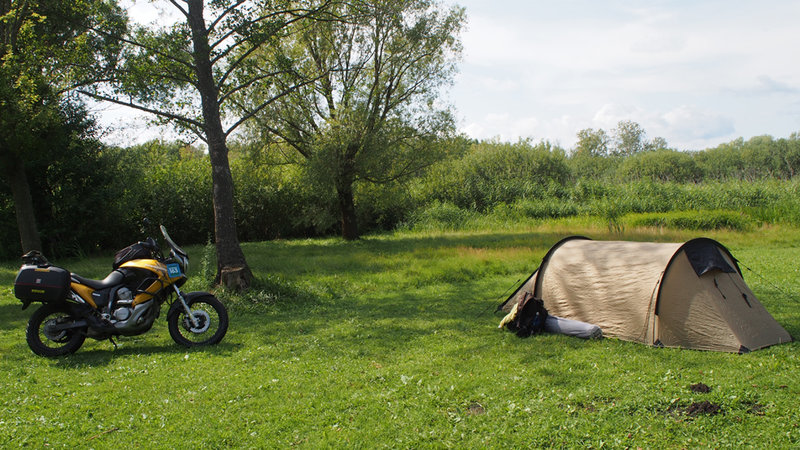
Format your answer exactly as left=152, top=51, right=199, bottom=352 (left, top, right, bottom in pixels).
left=624, top=210, right=755, bottom=231
left=1, top=221, right=799, bottom=447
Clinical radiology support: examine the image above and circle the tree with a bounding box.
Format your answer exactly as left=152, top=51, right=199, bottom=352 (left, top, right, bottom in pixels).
left=0, top=0, right=126, bottom=253
left=612, top=120, right=647, bottom=156
left=574, top=128, right=609, bottom=157
left=647, top=136, right=670, bottom=152
left=81, top=0, right=329, bottom=289
left=247, top=0, right=465, bottom=240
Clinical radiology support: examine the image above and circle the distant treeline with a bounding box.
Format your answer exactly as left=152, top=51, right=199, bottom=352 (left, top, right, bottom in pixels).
left=1, top=133, right=799, bottom=259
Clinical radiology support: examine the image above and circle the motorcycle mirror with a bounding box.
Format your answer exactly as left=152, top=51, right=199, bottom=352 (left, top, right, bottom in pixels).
left=139, top=218, right=152, bottom=235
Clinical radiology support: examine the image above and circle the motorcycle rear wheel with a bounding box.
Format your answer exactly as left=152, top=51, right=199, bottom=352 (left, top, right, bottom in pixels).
left=168, top=294, right=228, bottom=347
left=26, top=304, right=86, bottom=357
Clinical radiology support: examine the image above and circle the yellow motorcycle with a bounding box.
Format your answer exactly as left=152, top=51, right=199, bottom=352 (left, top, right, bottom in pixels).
left=13, top=225, right=228, bottom=357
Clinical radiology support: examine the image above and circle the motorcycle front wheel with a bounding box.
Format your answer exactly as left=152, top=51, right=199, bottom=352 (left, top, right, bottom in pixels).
left=26, top=304, right=86, bottom=357
left=167, top=294, right=229, bottom=347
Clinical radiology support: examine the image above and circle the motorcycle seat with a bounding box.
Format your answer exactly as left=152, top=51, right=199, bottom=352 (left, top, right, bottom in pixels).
left=71, top=270, right=125, bottom=290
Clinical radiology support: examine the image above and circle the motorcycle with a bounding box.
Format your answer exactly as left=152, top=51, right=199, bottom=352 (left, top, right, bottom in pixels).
left=13, top=225, right=229, bottom=357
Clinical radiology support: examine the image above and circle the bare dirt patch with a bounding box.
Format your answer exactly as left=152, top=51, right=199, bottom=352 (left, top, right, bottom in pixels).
left=686, top=400, right=721, bottom=416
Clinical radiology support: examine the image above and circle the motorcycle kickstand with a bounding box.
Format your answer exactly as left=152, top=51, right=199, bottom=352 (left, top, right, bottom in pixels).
left=109, top=336, right=118, bottom=350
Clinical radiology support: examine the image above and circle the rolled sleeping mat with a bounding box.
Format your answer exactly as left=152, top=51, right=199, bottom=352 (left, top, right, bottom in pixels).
left=544, top=315, right=603, bottom=339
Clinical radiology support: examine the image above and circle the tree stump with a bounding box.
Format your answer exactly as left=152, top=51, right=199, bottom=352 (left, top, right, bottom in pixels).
left=219, top=266, right=253, bottom=291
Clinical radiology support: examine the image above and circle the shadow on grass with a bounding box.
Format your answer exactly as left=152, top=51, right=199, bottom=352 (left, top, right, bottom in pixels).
left=46, top=340, right=241, bottom=369
left=242, top=230, right=574, bottom=279
left=239, top=229, right=800, bottom=350
left=0, top=302, right=30, bottom=331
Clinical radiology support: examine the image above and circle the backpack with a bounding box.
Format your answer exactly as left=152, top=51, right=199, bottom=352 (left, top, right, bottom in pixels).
left=112, top=242, right=154, bottom=269
left=509, top=292, right=549, bottom=338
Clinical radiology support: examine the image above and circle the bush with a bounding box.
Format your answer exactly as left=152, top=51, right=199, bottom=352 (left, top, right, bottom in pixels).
left=618, top=149, right=701, bottom=183
left=354, top=181, right=416, bottom=234
left=419, top=139, right=570, bottom=211
left=626, top=210, right=754, bottom=231
left=232, top=160, right=316, bottom=241
left=501, top=198, right=582, bottom=219
left=402, top=202, right=477, bottom=231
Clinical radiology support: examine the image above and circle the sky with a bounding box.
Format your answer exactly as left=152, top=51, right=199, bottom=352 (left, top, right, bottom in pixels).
left=449, top=0, right=800, bottom=150
left=98, top=0, right=800, bottom=151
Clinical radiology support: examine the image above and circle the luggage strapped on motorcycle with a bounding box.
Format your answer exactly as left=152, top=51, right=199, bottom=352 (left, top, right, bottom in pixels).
left=113, top=239, right=157, bottom=269
left=14, top=251, right=71, bottom=310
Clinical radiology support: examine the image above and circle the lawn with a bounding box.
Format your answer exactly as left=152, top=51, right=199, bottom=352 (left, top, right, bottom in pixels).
left=1, top=222, right=798, bottom=447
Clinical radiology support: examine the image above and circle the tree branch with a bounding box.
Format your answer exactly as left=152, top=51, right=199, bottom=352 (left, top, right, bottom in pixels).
left=217, top=68, right=292, bottom=105
left=90, top=25, right=195, bottom=72
left=167, top=0, right=189, bottom=18
left=224, top=73, right=325, bottom=137
left=76, top=89, right=204, bottom=130
left=206, top=0, right=246, bottom=34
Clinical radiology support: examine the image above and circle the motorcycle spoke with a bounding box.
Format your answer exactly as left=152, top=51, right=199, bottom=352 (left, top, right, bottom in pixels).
left=178, top=304, right=219, bottom=342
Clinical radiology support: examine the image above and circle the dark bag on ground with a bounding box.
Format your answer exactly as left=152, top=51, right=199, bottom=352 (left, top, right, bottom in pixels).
left=509, top=292, right=549, bottom=338
left=14, top=264, right=71, bottom=303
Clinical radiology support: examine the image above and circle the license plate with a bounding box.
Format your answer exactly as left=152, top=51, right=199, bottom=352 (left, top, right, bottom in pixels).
left=166, top=263, right=182, bottom=277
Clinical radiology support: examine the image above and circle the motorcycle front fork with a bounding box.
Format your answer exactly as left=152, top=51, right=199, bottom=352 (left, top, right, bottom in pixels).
left=173, top=286, right=200, bottom=328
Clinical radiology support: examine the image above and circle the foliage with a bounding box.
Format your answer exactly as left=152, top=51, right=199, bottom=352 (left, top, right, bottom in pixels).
left=0, top=101, right=114, bottom=259
left=4, top=130, right=800, bottom=258
left=101, top=141, right=212, bottom=244
left=696, top=134, right=800, bottom=180
left=402, top=201, right=477, bottom=231
left=612, top=120, right=648, bottom=156
left=618, top=148, right=702, bottom=182
left=419, top=139, right=570, bottom=211
left=625, top=210, right=754, bottom=231
left=0, top=0, right=127, bottom=252
left=573, top=127, right=610, bottom=157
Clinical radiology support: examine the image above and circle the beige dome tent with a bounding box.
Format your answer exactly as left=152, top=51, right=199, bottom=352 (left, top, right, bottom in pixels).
left=499, top=236, right=792, bottom=353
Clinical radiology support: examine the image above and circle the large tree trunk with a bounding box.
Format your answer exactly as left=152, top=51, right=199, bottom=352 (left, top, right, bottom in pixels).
left=336, top=150, right=359, bottom=240
left=4, top=153, right=42, bottom=253
left=336, top=181, right=359, bottom=241
left=187, top=0, right=253, bottom=290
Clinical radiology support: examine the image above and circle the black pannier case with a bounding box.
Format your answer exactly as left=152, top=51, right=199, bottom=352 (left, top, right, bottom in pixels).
left=14, top=265, right=71, bottom=303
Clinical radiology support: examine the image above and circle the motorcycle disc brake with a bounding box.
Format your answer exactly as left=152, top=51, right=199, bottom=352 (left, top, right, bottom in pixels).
left=182, top=310, right=211, bottom=333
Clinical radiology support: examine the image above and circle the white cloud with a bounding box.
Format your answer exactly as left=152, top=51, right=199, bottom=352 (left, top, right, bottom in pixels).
left=660, top=106, right=734, bottom=141
left=592, top=104, right=646, bottom=129
left=451, top=0, right=800, bottom=150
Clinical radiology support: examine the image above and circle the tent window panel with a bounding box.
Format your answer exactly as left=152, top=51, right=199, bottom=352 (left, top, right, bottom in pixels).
left=683, top=239, right=737, bottom=276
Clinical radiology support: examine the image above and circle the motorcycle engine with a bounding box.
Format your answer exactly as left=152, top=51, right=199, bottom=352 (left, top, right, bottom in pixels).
left=112, top=287, right=134, bottom=320
left=111, top=287, right=133, bottom=322
left=113, top=307, right=132, bottom=321
left=117, top=287, right=133, bottom=303
left=106, top=285, right=159, bottom=336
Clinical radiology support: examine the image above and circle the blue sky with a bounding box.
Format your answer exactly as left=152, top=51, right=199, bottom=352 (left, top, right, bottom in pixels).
left=449, top=0, right=800, bottom=150
left=103, top=0, right=800, bottom=151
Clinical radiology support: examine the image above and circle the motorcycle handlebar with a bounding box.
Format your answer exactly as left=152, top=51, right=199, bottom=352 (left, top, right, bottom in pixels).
left=139, top=237, right=159, bottom=252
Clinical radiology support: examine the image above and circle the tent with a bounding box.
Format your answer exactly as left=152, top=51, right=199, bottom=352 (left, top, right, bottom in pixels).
left=499, top=236, right=792, bottom=353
